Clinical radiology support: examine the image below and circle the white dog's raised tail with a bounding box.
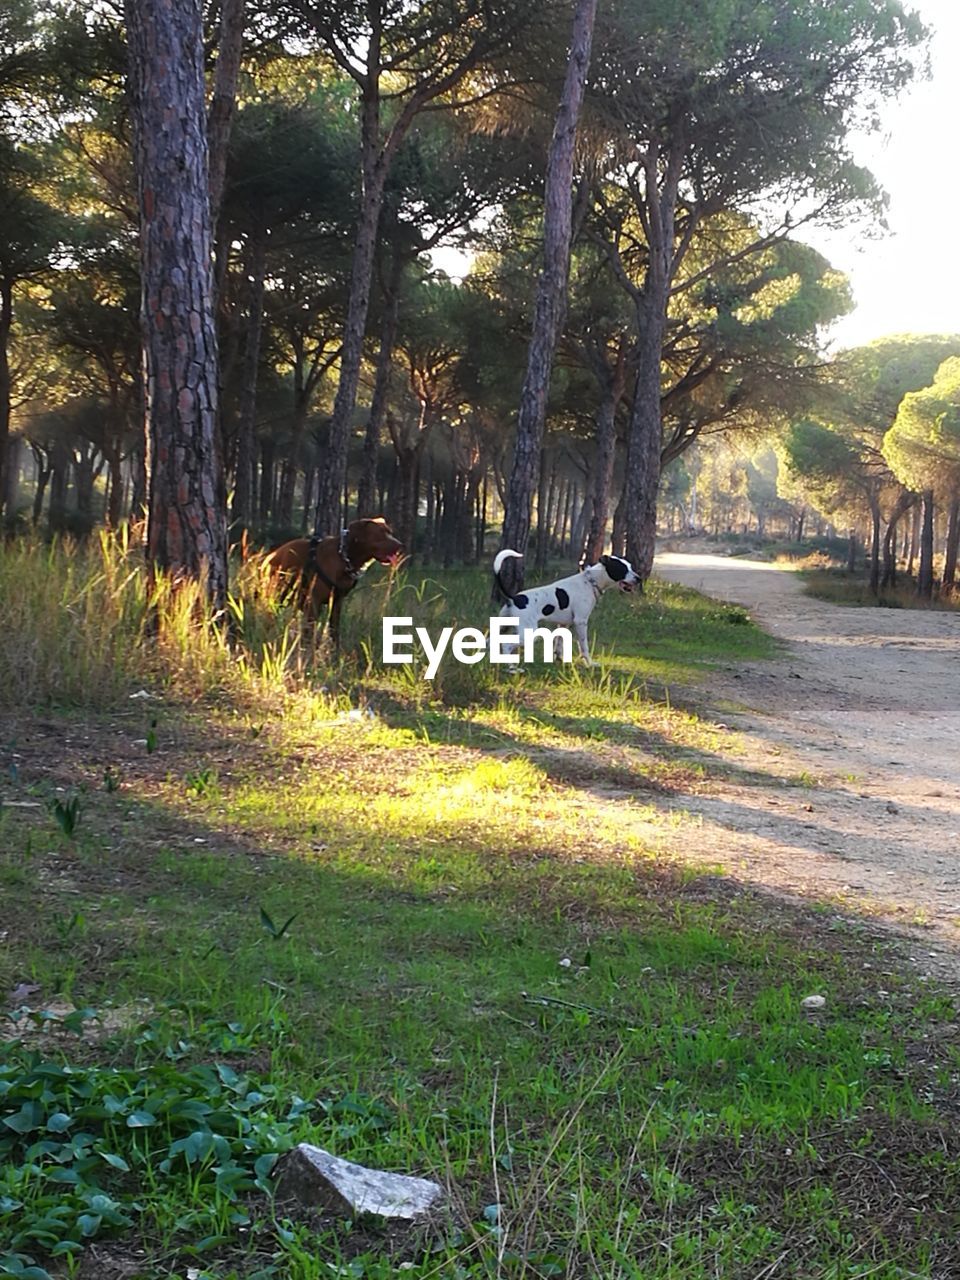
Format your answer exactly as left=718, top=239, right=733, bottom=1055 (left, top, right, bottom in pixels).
left=493, top=549, right=523, bottom=574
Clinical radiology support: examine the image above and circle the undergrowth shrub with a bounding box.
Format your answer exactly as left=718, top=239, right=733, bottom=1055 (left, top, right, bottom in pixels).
left=0, top=531, right=312, bottom=709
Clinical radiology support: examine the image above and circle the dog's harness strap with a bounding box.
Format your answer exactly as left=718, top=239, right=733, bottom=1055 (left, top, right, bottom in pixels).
left=338, top=527, right=361, bottom=581
left=306, top=535, right=340, bottom=593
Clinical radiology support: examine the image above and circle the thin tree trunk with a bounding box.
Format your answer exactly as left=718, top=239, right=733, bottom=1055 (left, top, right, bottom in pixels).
left=498, top=0, right=599, bottom=592
left=313, top=53, right=391, bottom=538
left=423, top=450, right=434, bottom=562
left=48, top=440, right=69, bottom=533
left=535, top=445, right=550, bottom=570
left=611, top=484, right=626, bottom=557
left=868, top=499, right=881, bottom=596
left=847, top=529, right=857, bottom=574
left=126, top=0, right=227, bottom=605
left=552, top=476, right=568, bottom=548
left=942, top=494, right=960, bottom=593
left=0, top=278, right=11, bottom=519
left=231, top=219, right=266, bottom=535
left=31, top=445, right=50, bottom=526
left=907, top=502, right=920, bottom=575
left=584, top=347, right=627, bottom=563
left=207, top=0, right=245, bottom=232
left=3, top=432, right=20, bottom=516
left=917, top=489, right=935, bottom=598
left=357, top=266, right=401, bottom=517
left=624, top=296, right=667, bottom=576
left=259, top=437, right=275, bottom=527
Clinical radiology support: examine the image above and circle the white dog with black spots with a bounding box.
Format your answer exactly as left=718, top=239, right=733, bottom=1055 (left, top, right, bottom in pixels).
left=493, top=548, right=642, bottom=666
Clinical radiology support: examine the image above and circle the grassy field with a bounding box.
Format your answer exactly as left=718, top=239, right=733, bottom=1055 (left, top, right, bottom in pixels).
left=2, top=536, right=960, bottom=1279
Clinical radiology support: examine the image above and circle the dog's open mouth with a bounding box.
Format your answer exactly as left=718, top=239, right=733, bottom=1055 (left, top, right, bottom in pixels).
left=618, top=581, right=635, bottom=592
left=380, top=551, right=404, bottom=567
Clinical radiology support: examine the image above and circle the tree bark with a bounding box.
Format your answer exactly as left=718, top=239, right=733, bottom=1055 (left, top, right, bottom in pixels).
left=30, top=444, right=50, bottom=526
left=0, top=277, right=12, bottom=520
left=584, top=344, right=628, bottom=563
left=3, top=433, right=20, bottom=517
left=207, top=0, right=245, bottom=233
left=498, top=0, right=599, bottom=592
left=868, top=497, right=881, bottom=596
left=48, top=440, right=69, bottom=533
left=126, top=0, right=227, bottom=606
left=357, top=269, right=401, bottom=517
left=231, top=220, right=266, bottom=536
left=917, top=489, right=935, bottom=599
left=942, top=494, right=960, bottom=593
left=624, top=295, right=668, bottom=576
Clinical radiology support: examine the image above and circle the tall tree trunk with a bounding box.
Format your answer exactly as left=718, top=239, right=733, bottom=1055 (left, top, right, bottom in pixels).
left=624, top=296, right=667, bottom=576
left=48, top=440, right=69, bottom=533
left=0, top=278, right=12, bottom=520
left=207, top=0, right=245, bottom=233
left=423, top=450, right=435, bottom=562
left=907, top=502, right=920, bottom=575
left=476, top=472, right=487, bottom=562
left=3, top=432, right=20, bottom=517
left=584, top=346, right=627, bottom=563
left=498, top=0, right=599, bottom=592
left=917, top=489, right=935, bottom=599
left=847, top=529, right=857, bottom=574
left=881, top=494, right=913, bottom=589
left=611, top=484, right=626, bottom=556
left=231, top=220, right=266, bottom=535
left=31, top=445, right=50, bottom=526
left=535, top=445, right=551, bottom=570
left=357, top=264, right=401, bottom=517
left=126, top=0, right=227, bottom=605
left=74, top=446, right=97, bottom=524
left=258, top=437, right=275, bottom=527
left=621, top=127, right=686, bottom=579
left=942, top=494, right=960, bottom=593
left=868, top=498, right=881, bottom=596
left=313, top=63, right=391, bottom=538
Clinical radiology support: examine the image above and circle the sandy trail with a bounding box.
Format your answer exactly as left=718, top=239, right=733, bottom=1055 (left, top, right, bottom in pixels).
left=650, top=553, right=960, bottom=950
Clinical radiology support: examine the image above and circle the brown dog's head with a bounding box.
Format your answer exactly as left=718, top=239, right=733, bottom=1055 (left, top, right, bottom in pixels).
left=346, top=517, right=404, bottom=568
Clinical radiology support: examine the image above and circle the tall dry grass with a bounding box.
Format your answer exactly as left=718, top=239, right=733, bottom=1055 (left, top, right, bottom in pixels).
left=0, top=529, right=309, bottom=708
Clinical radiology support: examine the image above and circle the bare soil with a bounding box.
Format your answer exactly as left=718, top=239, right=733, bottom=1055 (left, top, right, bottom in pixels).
left=650, top=552, right=960, bottom=967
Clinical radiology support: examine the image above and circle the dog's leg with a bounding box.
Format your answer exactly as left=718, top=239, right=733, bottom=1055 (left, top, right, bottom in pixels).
left=573, top=620, right=593, bottom=666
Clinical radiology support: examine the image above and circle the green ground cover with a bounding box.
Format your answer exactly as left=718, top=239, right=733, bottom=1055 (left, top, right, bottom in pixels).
left=1, top=537, right=958, bottom=1279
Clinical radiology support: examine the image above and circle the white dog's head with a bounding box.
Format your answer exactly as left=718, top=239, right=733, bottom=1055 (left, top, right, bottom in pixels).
left=586, top=555, right=642, bottom=593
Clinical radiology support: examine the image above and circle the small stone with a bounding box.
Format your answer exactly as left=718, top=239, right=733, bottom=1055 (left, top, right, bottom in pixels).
left=885, top=802, right=900, bottom=815
left=802, top=994, right=826, bottom=1011
left=275, top=1144, right=443, bottom=1220
left=559, top=957, right=572, bottom=968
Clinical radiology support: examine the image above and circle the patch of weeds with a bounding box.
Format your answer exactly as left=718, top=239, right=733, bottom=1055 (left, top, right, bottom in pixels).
left=184, top=768, right=218, bottom=799
left=50, top=794, right=82, bottom=840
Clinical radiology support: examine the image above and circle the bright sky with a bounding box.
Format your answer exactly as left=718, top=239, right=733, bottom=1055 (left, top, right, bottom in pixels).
left=432, top=0, right=959, bottom=352
left=813, top=0, right=960, bottom=350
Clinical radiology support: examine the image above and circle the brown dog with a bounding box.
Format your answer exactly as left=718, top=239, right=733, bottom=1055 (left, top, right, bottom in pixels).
left=265, top=517, right=404, bottom=651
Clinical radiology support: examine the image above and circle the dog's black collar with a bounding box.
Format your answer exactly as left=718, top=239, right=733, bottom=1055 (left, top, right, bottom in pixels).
left=338, top=527, right=361, bottom=581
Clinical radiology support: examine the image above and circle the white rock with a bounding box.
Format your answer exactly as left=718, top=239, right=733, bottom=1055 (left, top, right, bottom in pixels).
left=275, top=1144, right=443, bottom=1220
left=801, top=994, right=826, bottom=1011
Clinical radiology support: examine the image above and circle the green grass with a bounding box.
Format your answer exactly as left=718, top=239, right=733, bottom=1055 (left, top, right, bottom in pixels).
left=1, top=536, right=958, bottom=1279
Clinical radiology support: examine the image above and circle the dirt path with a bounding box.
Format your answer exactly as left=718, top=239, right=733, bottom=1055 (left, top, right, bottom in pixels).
left=650, top=553, right=960, bottom=956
